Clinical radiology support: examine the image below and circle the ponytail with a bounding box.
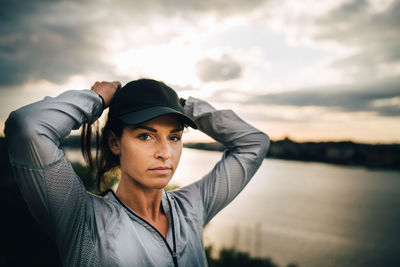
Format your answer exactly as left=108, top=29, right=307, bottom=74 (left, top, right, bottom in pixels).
left=80, top=117, right=124, bottom=193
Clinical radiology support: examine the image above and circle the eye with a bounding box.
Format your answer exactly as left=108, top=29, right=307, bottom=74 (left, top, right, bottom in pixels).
left=137, top=133, right=152, bottom=141
left=170, top=135, right=182, bottom=142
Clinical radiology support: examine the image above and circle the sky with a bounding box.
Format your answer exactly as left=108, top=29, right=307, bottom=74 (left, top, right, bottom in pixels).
left=0, top=0, right=399, bottom=143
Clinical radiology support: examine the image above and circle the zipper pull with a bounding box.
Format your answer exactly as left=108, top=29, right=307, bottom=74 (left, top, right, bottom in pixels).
left=172, top=252, right=178, bottom=267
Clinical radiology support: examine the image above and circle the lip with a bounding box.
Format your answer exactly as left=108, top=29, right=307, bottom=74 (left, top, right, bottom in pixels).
left=148, top=166, right=172, bottom=175
left=150, top=166, right=170, bottom=170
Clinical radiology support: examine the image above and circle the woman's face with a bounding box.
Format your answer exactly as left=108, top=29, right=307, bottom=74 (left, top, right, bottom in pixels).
left=110, top=114, right=183, bottom=191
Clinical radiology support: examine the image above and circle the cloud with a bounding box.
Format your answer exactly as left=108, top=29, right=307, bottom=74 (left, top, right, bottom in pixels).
left=0, top=0, right=114, bottom=86
left=314, top=0, right=400, bottom=77
left=209, top=76, right=400, bottom=117
left=196, top=54, right=242, bottom=82
left=114, top=0, right=268, bottom=18
left=263, top=0, right=400, bottom=83
left=0, top=0, right=269, bottom=87
left=247, top=76, right=400, bottom=116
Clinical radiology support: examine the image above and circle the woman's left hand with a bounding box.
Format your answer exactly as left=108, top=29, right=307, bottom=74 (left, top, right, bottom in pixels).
left=91, top=81, right=122, bottom=108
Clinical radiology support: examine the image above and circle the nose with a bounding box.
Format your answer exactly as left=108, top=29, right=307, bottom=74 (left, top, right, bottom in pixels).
left=154, top=139, right=171, bottom=160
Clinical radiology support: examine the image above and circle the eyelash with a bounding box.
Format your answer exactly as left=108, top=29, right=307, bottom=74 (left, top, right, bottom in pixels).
left=137, top=133, right=152, bottom=141
left=137, top=133, right=182, bottom=142
left=170, top=135, right=181, bottom=142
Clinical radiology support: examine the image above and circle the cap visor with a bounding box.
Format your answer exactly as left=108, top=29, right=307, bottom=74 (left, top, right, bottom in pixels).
left=119, top=106, right=198, bottom=129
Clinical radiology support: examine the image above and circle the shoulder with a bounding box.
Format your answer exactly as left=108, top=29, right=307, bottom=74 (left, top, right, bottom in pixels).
left=87, top=191, right=123, bottom=230
left=167, top=183, right=205, bottom=216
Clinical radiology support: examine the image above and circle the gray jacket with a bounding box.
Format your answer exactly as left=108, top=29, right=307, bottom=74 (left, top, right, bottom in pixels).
left=5, top=89, right=269, bottom=267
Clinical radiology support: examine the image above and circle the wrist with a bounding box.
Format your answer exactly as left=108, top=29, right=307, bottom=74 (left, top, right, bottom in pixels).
left=97, top=93, right=105, bottom=110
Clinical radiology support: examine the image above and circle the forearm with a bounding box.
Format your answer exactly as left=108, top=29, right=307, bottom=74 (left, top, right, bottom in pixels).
left=183, top=97, right=270, bottom=224
left=183, top=96, right=269, bottom=159
left=4, top=89, right=103, bottom=235
left=5, top=89, right=103, bottom=168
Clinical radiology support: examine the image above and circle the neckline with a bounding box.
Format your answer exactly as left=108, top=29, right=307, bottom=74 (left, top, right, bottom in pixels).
left=103, top=189, right=178, bottom=265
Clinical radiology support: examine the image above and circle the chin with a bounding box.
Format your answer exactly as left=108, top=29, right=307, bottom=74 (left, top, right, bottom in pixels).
left=149, top=179, right=171, bottom=190
left=148, top=184, right=169, bottom=191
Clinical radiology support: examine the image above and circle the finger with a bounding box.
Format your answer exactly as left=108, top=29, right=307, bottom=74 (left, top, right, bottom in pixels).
left=112, top=81, right=122, bottom=89
left=90, top=81, right=100, bottom=90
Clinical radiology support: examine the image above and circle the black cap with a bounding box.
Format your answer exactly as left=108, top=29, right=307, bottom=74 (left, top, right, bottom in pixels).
left=108, top=79, right=197, bottom=129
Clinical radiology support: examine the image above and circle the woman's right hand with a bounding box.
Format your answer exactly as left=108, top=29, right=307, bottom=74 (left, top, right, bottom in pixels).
left=91, top=81, right=122, bottom=108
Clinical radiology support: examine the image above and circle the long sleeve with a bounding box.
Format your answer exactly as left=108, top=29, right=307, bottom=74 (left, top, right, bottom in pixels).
left=4, top=89, right=103, bottom=241
left=178, top=97, right=270, bottom=225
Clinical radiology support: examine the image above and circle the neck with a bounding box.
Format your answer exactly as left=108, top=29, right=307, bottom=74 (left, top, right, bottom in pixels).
left=115, top=178, right=164, bottom=221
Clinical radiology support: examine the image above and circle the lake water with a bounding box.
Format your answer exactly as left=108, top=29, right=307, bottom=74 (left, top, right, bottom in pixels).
left=65, top=148, right=400, bottom=267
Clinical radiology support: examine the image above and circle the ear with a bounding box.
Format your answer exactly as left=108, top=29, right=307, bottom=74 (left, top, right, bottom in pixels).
left=107, top=131, right=121, bottom=155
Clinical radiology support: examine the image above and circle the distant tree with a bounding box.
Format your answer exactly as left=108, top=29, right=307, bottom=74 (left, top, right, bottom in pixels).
left=205, top=245, right=299, bottom=267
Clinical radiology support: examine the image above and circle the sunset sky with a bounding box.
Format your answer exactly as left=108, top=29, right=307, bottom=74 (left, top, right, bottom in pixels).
left=1, top=0, right=399, bottom=143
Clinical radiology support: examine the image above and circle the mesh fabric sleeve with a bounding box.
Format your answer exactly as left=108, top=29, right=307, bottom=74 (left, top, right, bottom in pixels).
left=4, top=90, right=103, bottom=255
left=182, top=97, right=270, bottom=225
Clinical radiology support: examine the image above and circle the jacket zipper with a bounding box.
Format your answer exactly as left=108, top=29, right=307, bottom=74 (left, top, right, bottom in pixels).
left=108, top=190, right=178, bottom=267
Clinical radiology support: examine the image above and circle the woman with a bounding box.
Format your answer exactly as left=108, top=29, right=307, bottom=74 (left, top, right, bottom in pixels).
left=5, top=79, right=269, bottom=266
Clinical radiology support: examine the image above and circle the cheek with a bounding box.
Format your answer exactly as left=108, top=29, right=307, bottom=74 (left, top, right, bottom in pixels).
left=119, top=141, right=148, bottom=168
left=172, top=146, right=183, bottom=165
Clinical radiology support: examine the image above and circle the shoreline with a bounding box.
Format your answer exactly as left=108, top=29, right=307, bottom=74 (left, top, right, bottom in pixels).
left=183, top=139, right=400, bottom=171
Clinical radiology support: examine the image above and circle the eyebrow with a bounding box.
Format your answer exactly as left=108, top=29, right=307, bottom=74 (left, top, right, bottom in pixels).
left=135, top=125, right=183, bottom=133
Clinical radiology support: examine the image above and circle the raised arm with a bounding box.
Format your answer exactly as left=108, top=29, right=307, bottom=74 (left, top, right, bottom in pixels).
left=5, top=89, right=103, bottom=233
left=4, top=82, right=119, bottom=238
left=180, top=97, right=270, bottom=225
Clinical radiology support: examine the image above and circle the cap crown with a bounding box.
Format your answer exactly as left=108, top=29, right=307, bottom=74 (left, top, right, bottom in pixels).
left=109, top=79, right=183, bottom=119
